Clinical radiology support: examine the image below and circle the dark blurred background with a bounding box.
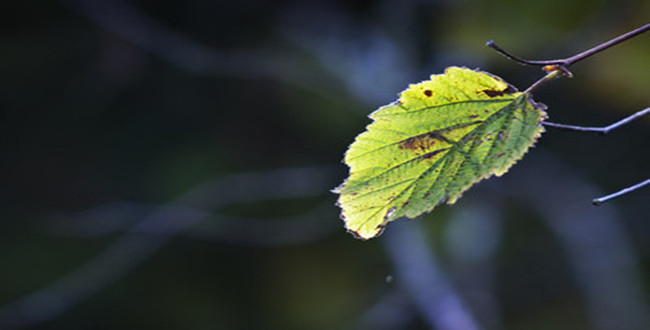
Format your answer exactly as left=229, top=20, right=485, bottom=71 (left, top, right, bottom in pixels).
left=1, top=0, right=649, bottom=329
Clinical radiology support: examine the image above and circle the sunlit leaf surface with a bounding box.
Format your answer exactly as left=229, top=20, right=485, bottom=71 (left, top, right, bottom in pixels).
left=334, top=67, right=547, bottom=239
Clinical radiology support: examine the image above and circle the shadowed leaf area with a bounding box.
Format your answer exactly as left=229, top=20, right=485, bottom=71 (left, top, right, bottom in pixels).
left=334, top=67, right=547, bottom=239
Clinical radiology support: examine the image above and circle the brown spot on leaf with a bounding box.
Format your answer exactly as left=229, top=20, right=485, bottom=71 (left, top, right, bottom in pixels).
left=400, top=121, right=483, bottom=152
left=423, top=89, right=433, bottom=97
left=423, top=192, right=430, bottom=198
left=402, top=201, right=410, bottom=207
left=469, top=114, right=479, bottom=119
left=400, top=131, right=443, bottom=151
left=482, top=89, right=504, bottom=97
left=495, top=152, right=506, bottom=158
left=482, top=85, right=515, bottom=98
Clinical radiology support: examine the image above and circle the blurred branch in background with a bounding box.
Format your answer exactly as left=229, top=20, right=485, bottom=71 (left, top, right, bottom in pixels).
left=444, top=201, right=504, bottom=329
left=384, top=220, right=481, bottom=330
left=375, top=196, right=503, bottom=330
left=60, top=0, right=288, bottom=79
left=0, top=166, right=338, bottom=328
left=45, top=200, right=337, bottom=247
left=58, top=0, right=341, bottom=102
left=59, top=0, right=413, bottom=106
left=60, top=0, right=394, bottom=105
left=276, top=2, right=418, bottom=105
left=510, top=152, right=650, bottom=330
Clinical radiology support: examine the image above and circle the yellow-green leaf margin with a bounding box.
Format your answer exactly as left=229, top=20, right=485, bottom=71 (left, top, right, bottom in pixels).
left=333, top=67, right=547, bottom=239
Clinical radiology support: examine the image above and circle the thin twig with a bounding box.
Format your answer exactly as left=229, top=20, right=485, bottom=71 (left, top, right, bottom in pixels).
left=542, top=107, right=650, bottom=204
left=485, top=40, right=560, bottom=66
left=487, top=24, right=650, bottom=68
left=563, top=24, right=650, bottom=66
left=523, top=69, right=565, bottom=93
left=488, top=23, right=650, bottom=92
left=543, top=107, right=650, bottom=135
left=593, top=179, right=650, bottom=205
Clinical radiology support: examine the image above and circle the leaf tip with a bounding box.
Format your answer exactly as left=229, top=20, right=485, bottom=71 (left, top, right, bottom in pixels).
left=345, top=222, right=386, bottom=240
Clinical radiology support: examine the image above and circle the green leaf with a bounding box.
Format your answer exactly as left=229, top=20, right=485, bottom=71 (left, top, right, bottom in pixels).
left=334, top=67, right=547, bottom=239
